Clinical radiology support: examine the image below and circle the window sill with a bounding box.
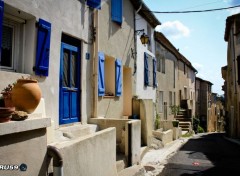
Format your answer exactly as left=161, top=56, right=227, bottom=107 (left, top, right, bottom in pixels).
left=103, top=96, right=115, bottom=98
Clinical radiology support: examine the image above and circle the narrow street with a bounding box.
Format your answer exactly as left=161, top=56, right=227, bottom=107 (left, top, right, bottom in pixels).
left=159, top=133, right=240, bottom=176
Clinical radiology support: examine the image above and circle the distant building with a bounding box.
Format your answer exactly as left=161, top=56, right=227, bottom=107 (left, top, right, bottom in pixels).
left=222, top=13, right=240, bottom=138
left=195, top=77, right=213, bottom=131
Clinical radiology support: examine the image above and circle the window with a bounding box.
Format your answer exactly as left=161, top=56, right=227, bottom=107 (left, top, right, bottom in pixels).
left=0, top=4, right=36, bottom=74
left=173, top=92, right=176, bottom=105
left=0, top=17, right=23, bottom=71
left=156, top=55, right=165, bottom=74
left=111, top=0, right=122, bottom=24
left=159, top=91, right=163, bottom=113
left=147, top=25, right=151, bottom=51
left=144, top=52, right=157, bottom=87
left=236, top=19, right=240, bottom=45
left=98, top=52, right=122, bottom=96
left=169, top=91, right=172, bottom=107
left=87, top=0, right=101, bottom=9
left=237, top=56, right=240, bottom=85
left=237, top=33, right=240, bottom=45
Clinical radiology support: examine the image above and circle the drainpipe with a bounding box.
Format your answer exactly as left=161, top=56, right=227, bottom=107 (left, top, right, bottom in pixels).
left=92, top=9, right=99, bottom=119
left=133, top=1, right=143, bottom=75
left=231, top=27, right=237, bottom=94
left=47, top=145, right=63, bottom=176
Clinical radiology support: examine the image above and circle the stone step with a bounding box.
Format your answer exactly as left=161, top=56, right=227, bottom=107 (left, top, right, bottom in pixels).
left=116, top=153, right=127, bottom=173
left=118, top=165, right=145, bottom=176
left=175, top=118, right=191, bottom=122
left=181, top=127, right=191, bottom=131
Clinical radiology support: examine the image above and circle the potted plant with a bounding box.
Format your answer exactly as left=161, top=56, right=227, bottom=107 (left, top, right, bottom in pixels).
left=12, top=76, right=42, bottom=114
left=170, top=105, right=180, bottom=127
left=154, top=113, right=161, bottom=130
left=1, top=83, right=15, bottom=107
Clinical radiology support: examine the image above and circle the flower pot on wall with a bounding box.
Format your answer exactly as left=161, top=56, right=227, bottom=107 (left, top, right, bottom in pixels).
left=1, top=92, right=14, bottom=108
left=172, top=120, right=179, bottom=127
left=0, top=107, right=15, bottom=123
left=12, top=79, right=42, bottom=114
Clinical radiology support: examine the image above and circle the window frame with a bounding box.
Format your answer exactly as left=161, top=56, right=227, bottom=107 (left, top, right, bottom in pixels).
left=0, top=17, right=22, bottom=71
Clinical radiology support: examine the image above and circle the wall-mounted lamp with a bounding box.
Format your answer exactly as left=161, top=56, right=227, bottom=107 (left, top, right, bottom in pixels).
left=135, top=29, right=149, bottom=45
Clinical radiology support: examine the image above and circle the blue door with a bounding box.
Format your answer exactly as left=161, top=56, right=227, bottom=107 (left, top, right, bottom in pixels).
left=59, top=43, right=80, bottom=124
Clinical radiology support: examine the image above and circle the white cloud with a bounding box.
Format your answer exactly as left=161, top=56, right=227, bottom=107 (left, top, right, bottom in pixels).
left=228, top=7, right=240, bottom=15
left=155, top=21, right=190, bottom=39
left=193, top=62, right=203, bottom=72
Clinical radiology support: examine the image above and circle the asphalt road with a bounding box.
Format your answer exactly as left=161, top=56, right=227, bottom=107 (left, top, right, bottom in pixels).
left=159, top=133, right=240, bottom=176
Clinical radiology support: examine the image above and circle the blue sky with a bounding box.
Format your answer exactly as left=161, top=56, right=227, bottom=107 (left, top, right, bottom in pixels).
left=143, top=0, right=240, bottom=95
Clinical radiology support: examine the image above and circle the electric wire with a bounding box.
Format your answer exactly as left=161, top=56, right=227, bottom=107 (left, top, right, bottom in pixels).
left=143, top=4, right=240, bottom=14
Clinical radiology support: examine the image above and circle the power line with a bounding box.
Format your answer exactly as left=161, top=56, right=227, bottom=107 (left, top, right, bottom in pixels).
left=177, top=0, right=222, bottom=11
left=144, top=4, right=240, bottom=14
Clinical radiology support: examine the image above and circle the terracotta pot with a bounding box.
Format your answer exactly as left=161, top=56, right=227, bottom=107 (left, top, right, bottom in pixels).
left=0, top=107, right=15, bottom=123
left=1, top=92, right=15, bottom=108
left=12, top=79, right=41, bottom=114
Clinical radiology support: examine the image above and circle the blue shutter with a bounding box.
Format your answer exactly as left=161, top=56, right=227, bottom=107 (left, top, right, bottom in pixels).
left=144, top=52, right=149, bottom=86
left=98, top=52, right=105, bottom=96
left=111, top=0, right=122, bottom=24
left=115, top=59, right=122, bottom=96
left=153, top=58, right=157, bottom=88
left=0, top=0, right=4, bottom=63
left=35, top=19, right=51, bottom=76
left=87, top=0, right=101, bottom=9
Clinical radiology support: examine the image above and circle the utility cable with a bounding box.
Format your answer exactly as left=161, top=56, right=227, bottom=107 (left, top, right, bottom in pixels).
left=143, top=4, right=240, bottom=14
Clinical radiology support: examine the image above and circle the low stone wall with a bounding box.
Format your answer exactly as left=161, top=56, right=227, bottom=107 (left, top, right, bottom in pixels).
left=0, top=117, right=51, bottom=176
left=159, top=120, right=174, bottom=131
left=152, top=129, right=173, bottom=146
left=50, top=127, right=118, bottom=176
left=89, top=118, right=141, bottom=166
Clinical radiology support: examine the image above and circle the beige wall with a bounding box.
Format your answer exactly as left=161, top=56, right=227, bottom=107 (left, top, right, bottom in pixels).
left=224, top=17, right=240, bottom=137
left=97, top=0, right=135, bottom=119
left=155, top=42, right=177, bottom=120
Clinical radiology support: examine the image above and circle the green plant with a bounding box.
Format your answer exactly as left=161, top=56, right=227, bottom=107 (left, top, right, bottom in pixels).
left=198, top=125, right=205, bottom=133
left=170, top=105, right=180, bottom=118
left=154, top=113, right=161, bottom=129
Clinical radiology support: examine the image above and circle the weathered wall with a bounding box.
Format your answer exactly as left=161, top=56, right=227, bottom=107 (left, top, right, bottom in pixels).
left=155, top=42, right=177, bottom=119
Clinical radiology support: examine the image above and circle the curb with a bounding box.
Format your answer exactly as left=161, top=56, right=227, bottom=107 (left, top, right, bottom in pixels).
left=223, top=136, right=240, bottom=146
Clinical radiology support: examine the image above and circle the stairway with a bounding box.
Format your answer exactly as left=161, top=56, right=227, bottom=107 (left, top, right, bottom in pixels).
left=175, top=109, right=192, bottom=132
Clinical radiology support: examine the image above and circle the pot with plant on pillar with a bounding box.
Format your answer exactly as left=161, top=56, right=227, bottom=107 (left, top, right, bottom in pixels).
left=12, top=78, right=42, bottom=114
left=1, top=84, right=15, bottom=108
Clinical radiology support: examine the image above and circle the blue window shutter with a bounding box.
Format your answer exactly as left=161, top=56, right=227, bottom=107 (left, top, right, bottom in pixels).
left=115, top=59, right=122, bottom=96
left=87, top=0, right=101, bottom=9
left=98, top=52, right=105, bottom=96
left=144, top=52, right=149, bottom=86
left=111, top=0, right=122, bottom=24
left=0, top=0, right=4, bottom=63
left=35, top=19, right=51, bottom=76
left=153, top=58, right=157, bottom=88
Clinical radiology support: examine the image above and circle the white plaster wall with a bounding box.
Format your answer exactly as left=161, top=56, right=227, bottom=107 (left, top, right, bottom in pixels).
left=1, top=0, right=93, bottom=128
left=135, top=13, right=156, bottom=102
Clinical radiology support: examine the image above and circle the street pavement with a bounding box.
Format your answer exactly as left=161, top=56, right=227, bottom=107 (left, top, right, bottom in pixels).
left=141, top=137, right=190, bottom=176
left=158, top=133, right=240, bottom=176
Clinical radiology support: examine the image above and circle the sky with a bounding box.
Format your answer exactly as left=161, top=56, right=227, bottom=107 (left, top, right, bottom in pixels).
left=143, top=0, right=240, bottom=95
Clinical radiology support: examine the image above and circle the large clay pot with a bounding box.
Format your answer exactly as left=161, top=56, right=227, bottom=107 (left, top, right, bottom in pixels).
left=12, top=79, right=42, bottom=114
